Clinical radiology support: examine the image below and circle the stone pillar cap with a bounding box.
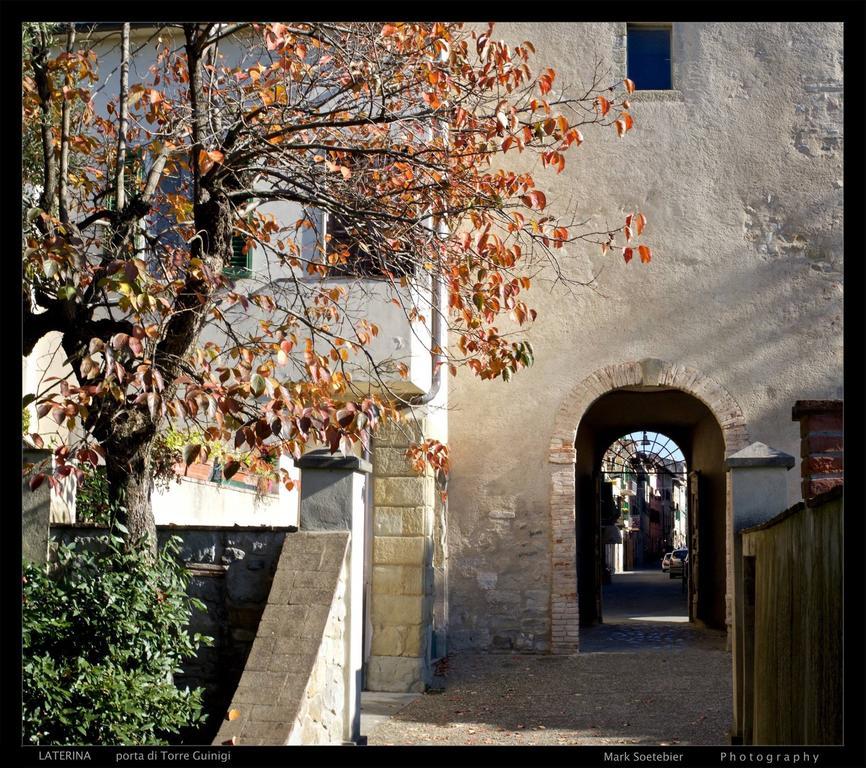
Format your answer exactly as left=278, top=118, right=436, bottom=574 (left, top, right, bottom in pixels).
left=295, top=448, right=372, bottom=474
left=725, top=441, right=795, bottom=470
left=792, top=400, right=843, bottom=419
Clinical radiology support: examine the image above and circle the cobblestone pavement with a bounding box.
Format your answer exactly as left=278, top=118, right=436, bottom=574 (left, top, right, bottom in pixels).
left=366, top=569, right=732, bottom=746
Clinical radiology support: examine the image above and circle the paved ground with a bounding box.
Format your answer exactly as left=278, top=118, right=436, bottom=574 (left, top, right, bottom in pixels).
left=364, top=568, right=732, bottom=746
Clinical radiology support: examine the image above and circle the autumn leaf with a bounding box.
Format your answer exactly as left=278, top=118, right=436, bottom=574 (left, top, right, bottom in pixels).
left=635, top=212, right=647, bottom=235
left=595, top=95, right=610, bottom=116
left=227, top=709, right=241, bottom=721
left=223, top=460, right=241, bottom=480
left=183, top=444, right=201, bottom=467
left=520, top=190, right=546, bottom=210
left=638, top=244, right=652, bottom=263
left=623, top=247, right=634, bottom=264
left=624, top=77, right=636, bottom=94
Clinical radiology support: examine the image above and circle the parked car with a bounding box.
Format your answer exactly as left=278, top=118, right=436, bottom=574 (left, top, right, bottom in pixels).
left=661, top=552, right=673, bottom=572
left=669, top=548, right=688, bottom=578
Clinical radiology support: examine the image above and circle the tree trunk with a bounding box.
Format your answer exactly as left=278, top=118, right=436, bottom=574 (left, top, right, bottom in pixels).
left=103, top=411, right=158, bottom=556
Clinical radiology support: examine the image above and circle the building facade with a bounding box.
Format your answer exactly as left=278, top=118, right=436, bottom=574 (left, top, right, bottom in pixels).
left=24, top=21, right=843, bottom=694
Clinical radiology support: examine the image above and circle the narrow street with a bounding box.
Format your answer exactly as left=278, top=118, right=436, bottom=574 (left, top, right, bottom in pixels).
left=364, top=567, right=731, bottom=746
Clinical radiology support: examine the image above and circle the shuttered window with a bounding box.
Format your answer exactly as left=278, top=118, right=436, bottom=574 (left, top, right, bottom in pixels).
left=627, top=24, right=672, bottom=90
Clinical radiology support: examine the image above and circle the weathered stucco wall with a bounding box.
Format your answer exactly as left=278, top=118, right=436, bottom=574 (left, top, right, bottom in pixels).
left=447, top=22, right=842, bottom=653
left=741, top=488, right=842, bottom=744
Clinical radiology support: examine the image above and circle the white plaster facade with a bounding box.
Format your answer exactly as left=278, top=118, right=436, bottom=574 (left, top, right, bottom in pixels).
left=445, top=21, right=842, bottom=656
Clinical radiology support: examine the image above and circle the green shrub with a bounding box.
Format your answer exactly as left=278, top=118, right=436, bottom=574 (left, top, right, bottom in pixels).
left=74, top=466, right=111, bottom=526
left=23, top=535, right=211, bottom=746
left=23, top=406, right=30, bottom=435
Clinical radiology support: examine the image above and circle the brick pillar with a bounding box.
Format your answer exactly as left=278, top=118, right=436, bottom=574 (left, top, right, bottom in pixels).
left=792, top=400, right=843, bottom=501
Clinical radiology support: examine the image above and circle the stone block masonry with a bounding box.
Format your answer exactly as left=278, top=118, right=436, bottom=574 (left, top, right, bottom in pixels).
left=213, top=531, right=351, bottom=746
left=367, top=422, right=435, bottom=692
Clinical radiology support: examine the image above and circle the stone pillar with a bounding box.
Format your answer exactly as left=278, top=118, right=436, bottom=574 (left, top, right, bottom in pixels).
left=295, top=450, right=371, bottom=744
left=367, top=423, right=435, bottom=692
left=792, top=400, right=843, bottom=501
left=726, top=442, right=794, bottom=744
left=23, top=447, right=51, bottom=565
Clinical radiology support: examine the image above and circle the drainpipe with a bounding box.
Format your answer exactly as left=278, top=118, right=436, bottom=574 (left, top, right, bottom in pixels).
left=406, top=267, right=444, bottom=407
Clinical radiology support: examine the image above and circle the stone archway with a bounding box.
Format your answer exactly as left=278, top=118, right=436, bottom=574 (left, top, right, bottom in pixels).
left=547, top=359, right=750, bottom=653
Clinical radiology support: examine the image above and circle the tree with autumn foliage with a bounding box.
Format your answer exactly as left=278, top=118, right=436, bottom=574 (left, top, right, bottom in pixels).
left=22, top=20, right=650, bottom=549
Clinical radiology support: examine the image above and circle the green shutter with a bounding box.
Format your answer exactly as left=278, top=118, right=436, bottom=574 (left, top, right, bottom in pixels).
left=224, top=235, right=252, bottom=279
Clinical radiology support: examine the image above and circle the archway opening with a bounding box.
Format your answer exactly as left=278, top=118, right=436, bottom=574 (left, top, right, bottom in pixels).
left=575, top=387, right=727, bottom=631
left=597, top=430, right=690, bottom=624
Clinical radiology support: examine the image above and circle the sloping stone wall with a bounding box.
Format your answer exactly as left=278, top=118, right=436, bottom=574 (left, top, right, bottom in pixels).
left=213, top=531, right=351, bottom=746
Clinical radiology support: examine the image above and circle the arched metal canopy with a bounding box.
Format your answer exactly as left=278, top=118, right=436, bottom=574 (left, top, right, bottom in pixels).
left=601, top=431, right=686, bottom=477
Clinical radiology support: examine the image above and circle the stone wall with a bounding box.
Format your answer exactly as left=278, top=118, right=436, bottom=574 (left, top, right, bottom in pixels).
left=213, top=531, right=351, bottom=746
left=367, top=421, right=435, bottom=692
left=23, top=448, right=51, bottom=565
left=49, top=524, right=288, bottom=744
left=740, top=487, right=842, bottom=744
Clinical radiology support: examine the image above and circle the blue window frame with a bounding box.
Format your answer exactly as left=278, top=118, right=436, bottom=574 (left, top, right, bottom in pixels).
left=627, top=24, right=672, bottom=90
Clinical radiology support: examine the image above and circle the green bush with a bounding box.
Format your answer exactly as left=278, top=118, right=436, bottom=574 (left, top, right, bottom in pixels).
left=74, top=466, right=111, bottom=526
left=23, top=535, right=211, bottom=745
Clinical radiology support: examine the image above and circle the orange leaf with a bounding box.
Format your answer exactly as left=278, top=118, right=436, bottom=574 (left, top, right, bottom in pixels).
left=614, top=118, right=627, bottom=137
left=520, top=190, right=546, bottom=210
left=623, top=247, right=634, bottom=264
left=638, top=244, right=652, bottom=263
left=635, top=213, right=647, bottom=236
left=624, top=78, right=636, bottom=94
left=624, top=225, right=633, bottom=243
left=622, top=112, right=634, bottom=131
left=595, top=95, right=610, bottom=116
left=227, top=709, right=241, bottom=721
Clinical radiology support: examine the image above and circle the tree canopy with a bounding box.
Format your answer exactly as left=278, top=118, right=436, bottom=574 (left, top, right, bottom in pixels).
left=22, top=21, right=650, bottom=544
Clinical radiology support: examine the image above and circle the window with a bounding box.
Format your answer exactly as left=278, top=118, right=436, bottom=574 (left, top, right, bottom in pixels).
left=627, top=24, right=672, bottom=90
left=224, top=234, right=252, bottom=279
left=324, top=211, right=413, bottom=279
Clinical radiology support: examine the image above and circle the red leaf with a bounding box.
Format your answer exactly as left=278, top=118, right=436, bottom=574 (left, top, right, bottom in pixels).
left=29, top=434, right=44, bottom=449
left=520, top=190, right=547, bottom=210
left=623, top=247, right=634, bottom=264
left=183, top=444, right=201, bottom=466
left=29, top=473, right=46, bottom=492
left=223, top=460, right=241, bottom=480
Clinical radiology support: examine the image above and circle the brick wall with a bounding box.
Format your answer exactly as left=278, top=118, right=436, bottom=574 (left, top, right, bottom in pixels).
left=792, top=400, right=843, bottom=500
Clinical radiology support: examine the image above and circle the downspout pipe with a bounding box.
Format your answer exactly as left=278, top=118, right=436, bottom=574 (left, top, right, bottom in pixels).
left=406, top=267, right=443, bottom=407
